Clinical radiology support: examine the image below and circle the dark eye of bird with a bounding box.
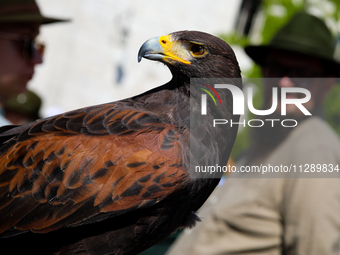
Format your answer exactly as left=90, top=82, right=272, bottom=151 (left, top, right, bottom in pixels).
left=190, top=44, right=206, bottom=56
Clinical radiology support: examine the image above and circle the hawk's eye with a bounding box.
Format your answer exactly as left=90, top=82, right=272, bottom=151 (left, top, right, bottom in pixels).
left=190, top=44, right=206, bottom=56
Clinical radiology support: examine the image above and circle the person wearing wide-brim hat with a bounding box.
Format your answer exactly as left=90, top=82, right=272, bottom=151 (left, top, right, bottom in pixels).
left=0, top=0, right=68, bottom=126
left=244, top=11, right=339, bottom=119
left=245, top=11, right=340, bottom=77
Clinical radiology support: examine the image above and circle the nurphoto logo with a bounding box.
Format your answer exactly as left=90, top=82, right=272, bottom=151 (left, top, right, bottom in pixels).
left=200, top=83, right=311, bottom=128
left=199, top=83, right=222, bottom=115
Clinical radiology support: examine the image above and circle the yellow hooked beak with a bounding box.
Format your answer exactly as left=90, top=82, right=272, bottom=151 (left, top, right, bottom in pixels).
left=138, top=34, right=191, bottom=65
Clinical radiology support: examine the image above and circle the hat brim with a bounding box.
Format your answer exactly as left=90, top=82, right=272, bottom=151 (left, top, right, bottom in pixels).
left=0, top=14, right=69, bottom=24
left=245, top=44, right=340, bottom=77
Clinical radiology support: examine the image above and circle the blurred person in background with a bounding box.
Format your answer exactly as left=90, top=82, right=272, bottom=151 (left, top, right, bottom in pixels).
left=0, top=0, right=67, bottom=126
left=167, top=12, right=340, bottom=255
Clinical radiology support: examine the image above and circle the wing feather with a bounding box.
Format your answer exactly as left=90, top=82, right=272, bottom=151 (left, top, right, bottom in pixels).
left=0, top=103, right=189, bottom=236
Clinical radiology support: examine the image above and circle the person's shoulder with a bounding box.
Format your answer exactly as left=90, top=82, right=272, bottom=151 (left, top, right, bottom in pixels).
left=292, top=116, right=340, bottom=146
left=285, top=117, right=340, bottom=168
left=279, top=117, right=340, bottom=172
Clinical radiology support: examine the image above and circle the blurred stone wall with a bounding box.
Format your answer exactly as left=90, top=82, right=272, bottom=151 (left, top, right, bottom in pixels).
left=33, top=0, right=245, bottom=117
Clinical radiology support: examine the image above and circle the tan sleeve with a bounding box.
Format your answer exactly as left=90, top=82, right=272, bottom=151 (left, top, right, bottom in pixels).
left=281, top=119, right=340, bottom=255
left=167, top=118, right=340, bottom=255
left=282, top=178, right=340, bottom=255
left=167, top=177, right=283, bottom=255
left=282, top=145, right=340, bottom=255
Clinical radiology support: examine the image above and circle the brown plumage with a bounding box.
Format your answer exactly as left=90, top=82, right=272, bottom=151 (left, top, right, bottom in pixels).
left=0, top=31, right=241, bottom=254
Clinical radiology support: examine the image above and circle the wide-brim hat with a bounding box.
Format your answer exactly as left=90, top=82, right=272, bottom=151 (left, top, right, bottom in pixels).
left=0, top=0, right=68, bottom=24
left=245, top=12, right=340, bottom=76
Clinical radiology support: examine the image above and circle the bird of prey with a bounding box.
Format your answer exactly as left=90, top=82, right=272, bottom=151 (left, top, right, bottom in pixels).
left=0, top=31, right=241, bottom=254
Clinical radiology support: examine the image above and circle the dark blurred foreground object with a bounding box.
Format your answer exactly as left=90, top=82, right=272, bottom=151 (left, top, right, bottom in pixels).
left=3, top=90, right=42, bottom=124
left=0, top=31, right=241, bottom=254
left=234, top=0, right=261, bottom=36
